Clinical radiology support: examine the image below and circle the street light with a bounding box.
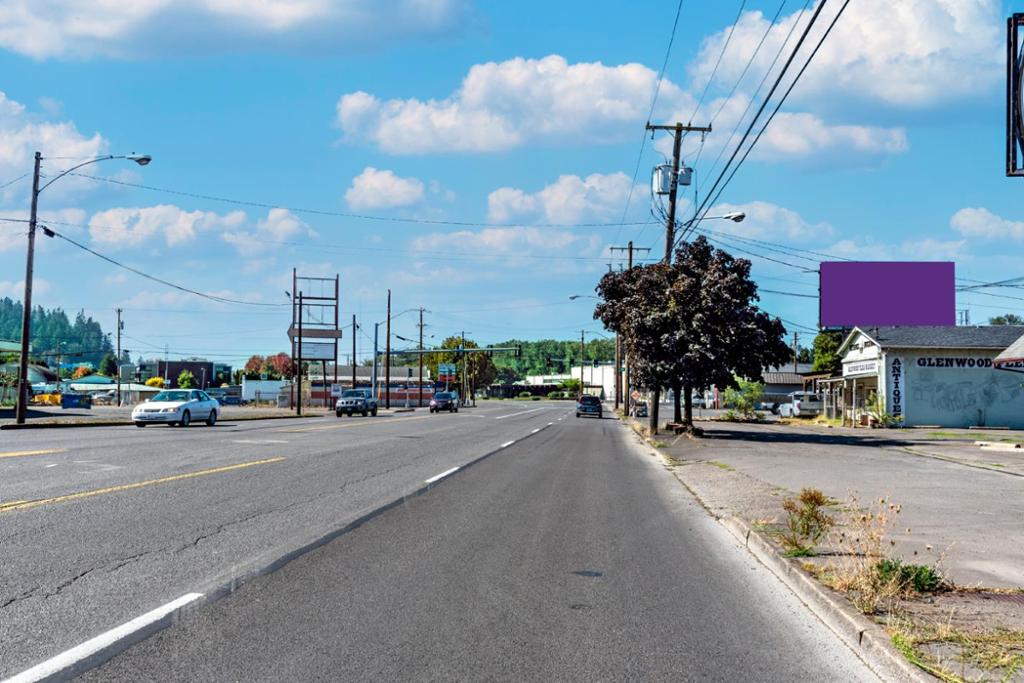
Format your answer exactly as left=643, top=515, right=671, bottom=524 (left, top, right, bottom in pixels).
left=672, top=211, right=746, bottom=252
left=15, top=152, right=153, bottom=424
left=568, top=294, right=600, bottom=301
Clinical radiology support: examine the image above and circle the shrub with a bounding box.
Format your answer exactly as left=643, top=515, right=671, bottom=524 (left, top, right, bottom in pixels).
left=531, top=395, right=541, bottom=401
left=177, top=369, right=196, bottom=389
left=517, top=391, right=532, bottom=398
left=71, top=366, right=94, bottom=380
left=145, top=376, right=165, bottom=388
left=875, top=559, right=945, bottom=593
left=867, top=391, right=903, bottom=428
left=722, top=379, right=764, bottom=420
left=780, top=488, right=835, bottom=556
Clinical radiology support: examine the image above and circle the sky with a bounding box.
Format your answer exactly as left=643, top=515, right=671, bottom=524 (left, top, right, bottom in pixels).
left=0, top=0, right=1021, bottom=368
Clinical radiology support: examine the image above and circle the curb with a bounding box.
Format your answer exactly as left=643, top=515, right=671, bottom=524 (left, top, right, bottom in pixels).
left=718, top=516, right=931, bottom=683
left=0, top=413, right=320, bottom=431
left=8, top=421, right=555, bottom=682
left=616, top=415, right=930, bottom=683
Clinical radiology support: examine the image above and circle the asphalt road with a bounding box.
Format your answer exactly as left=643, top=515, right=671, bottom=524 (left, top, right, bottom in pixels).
left=0, top=401, right=564, bottom=678
left=81, top=411, right=877, bottom=681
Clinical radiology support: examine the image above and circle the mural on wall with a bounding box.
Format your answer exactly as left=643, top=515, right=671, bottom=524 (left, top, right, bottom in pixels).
left=910, top=363, right=1023, bottom=417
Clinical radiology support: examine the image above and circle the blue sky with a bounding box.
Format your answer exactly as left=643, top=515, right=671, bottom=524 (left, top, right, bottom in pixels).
left=0, top=0, right=1020, bottom=367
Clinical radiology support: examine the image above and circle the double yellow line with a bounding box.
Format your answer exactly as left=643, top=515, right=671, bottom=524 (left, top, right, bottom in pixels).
left=0, top=448, right=67, bottom=460
left=0, top=457, right=285, bottom=514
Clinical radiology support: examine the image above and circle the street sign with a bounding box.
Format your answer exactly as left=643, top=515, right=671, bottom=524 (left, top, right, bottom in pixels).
left=330, top=384, right=342, bottom=397
left=630, top=390, right=641, bottom=401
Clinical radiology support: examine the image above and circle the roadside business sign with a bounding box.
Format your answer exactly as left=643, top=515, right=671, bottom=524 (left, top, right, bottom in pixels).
left=330, top=384, right=342, bottom=397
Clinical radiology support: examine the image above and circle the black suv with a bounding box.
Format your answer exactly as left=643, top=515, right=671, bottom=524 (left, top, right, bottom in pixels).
left=430, top=391, right=458, bottom=413
left=576, top=395, right=602, bottom=419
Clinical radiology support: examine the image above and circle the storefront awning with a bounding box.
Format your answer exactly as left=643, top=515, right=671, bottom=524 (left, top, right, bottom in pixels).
left=993, top=332, right=1024, bottom=373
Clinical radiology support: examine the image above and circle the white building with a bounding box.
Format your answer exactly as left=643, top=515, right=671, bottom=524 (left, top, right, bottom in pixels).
left=526, top=364, right=619, bottom=400
left=831, top=326, right=1024, bottom=428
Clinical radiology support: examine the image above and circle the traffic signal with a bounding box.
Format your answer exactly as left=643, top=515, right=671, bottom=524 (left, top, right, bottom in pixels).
left=545, top=357, right=552, bottom=368
left=593, top=359, right=599, bottom=367
left=515, top=345, right=522, bottom=358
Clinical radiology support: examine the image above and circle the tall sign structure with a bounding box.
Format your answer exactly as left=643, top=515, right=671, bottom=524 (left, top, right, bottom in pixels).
left=289, top=269, right=341, bottom=413
left=1008, top=14, right=1024, bottom=176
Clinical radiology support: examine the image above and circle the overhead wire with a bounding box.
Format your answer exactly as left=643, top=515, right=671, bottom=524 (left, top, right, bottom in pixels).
left=688, top=0, right=748, bottom=123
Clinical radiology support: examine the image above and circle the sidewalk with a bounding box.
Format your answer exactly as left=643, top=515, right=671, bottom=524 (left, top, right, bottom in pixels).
left=629, top=415, right=1024, bottom=681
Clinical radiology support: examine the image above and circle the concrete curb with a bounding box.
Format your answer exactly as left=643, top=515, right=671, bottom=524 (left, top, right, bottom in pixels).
left=12, top=420, right=556, bottom=682
left=615, top=414, right=931, bottom=683
left=718, top=516, right=931, bottom=683
left=0, top=413, right=320, bottom=431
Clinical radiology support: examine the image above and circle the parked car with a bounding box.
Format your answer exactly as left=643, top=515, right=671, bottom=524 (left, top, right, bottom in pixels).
left=691, top=394, right=706, bottom=409
left=132, top=389, right=219, bottom=427
left=430, top=391, right=458, bottom=413
left=777, top=391, right=823, bottom=418
left=336, top=388, right=378, bottom=417
left=576, top=395, right=603, bottom=419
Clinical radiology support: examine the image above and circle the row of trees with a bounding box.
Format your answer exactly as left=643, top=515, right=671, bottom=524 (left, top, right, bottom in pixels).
left=0, top=299, right=113, bottom=369
left=595, top=236, right=792, bottom=434
left=242, top=353, right=295, bottom=380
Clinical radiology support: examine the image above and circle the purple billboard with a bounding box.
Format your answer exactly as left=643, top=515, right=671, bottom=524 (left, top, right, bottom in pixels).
left=819, top=261, right=955, bottom=328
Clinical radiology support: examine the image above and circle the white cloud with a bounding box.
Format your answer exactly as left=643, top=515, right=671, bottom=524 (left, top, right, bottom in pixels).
left=222, top=208, right=315, bottom=256
left=691, top=1, right=1000, bottom=108
left=89, top=205, right=246, bottom=248
left=950, top=207, right=1024, bottom=241
left=336, top=55, right=685, bottom=154
left=410, top=226, right=602, bottom=264
left=0, top=277, right=50, bottom=298
left=702, top=201, right=834, bottom=242
left=487, top=172, right=636, bottom=224
left=0, top=0, right=474, bottom=60
left=0, top=91, right=107, bottom=199
left=344, top=167, right=425, bottom=210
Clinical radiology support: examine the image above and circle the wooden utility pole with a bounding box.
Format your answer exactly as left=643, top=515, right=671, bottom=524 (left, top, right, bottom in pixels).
left=646, top=123, right=711, bottom=261
left=14, top=152, right=42, bottom=424
left=385, top=289, right=392, bottom=409
left=793, top=332, right=799, bottom=373
left=351, top=314, right=357, bottom=389
left=296, top=291, right=303, bottom=416
left=580, top=330, right=586, bottom=392
left=609, top=241, right=651, bottom=414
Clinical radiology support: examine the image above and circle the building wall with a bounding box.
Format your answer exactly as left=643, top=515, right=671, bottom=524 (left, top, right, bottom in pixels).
left=885, top=348, right=1024, bottom=428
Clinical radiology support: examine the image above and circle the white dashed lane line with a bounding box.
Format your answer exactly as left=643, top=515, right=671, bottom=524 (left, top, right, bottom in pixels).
left=424, top=467, right=460, bottom=484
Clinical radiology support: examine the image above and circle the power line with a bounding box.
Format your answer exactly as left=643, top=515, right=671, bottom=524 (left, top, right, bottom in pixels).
left=69, top=173, right=645, bottom=230
left=0, top=172, right=29, bottom=192
left=616, top=0, right=687, bottom=242
left=689, top=0, right=748, bottom=123
left=689, top=0, right=853, bottom=240
left=760, top=288, right=817, bottom=298
left=45, top=228, right=289, bottom=307
left=682, top=0, right=831, bottom=244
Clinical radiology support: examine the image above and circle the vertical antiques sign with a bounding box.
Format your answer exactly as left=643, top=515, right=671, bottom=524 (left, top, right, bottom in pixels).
left=889, top=357, right=904, bottom=419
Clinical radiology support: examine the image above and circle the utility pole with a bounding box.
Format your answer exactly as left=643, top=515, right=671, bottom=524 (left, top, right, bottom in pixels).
left=793, top=332, right=799, bottom=373
left=296, top=291, right=303, bottom=416
left=646, top=122, right=711, bottom=261
left=461, top=330, right=467, bottom=405
left=116, top=308, right=123, bottom=407
left=351, top=314, right=357, bottom=389
left=609, top=241, right=651, bottom=414
left=417, top=308, right=425, bottom=407
left=14, top=152, right=41, bottom=424
left=580, top=330, right=586, bottom=393
left=385, top=289, right=391, bottom=409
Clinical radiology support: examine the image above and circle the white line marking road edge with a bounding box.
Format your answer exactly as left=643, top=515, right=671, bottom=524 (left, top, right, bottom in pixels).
left=494, top=407, right=545, bottom=420
left=500, top=440, right=516, bottom=448
left=424, top=467, right=460, bottom=484
left=3, top=592, right=203, bottom=683
left=531, top=428, right=540, bottom=433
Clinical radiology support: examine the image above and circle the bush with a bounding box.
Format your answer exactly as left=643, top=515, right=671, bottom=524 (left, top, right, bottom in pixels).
left=531, top=395, right=541, bottom=401
left=722, top=379, right=764, bottom=420
left=517, top=391, right=532, bottom=398
left=177, top=370, right=196, bottom=389
left=780, top=488, right=835, bottom=556
left=875, top=559, right=945, bottom=593
left=145, top=376, right=165, bottom=388
left=71, top=366, right=94, bottom=380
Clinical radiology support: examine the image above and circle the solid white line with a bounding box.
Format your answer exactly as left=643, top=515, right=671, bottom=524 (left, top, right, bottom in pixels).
left=531, top=428, right=540, bottom=434
left=494, top=407, right=545, bottom=420
left=4, top=592, right=203, bottom=683
left=424, top=466, right=460, bottom=484
left=501, top=440, right=516, bottom=448
left=231, top=439, right=289, bottom=444
left=547, top=422, right=554, bottom=426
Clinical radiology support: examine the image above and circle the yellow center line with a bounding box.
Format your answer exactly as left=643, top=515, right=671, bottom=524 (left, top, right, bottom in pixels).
left=275, top=414, right=433, bottom=433
left=0, top=456, right=286, bottom=514
left=0, top=448, right=68, bottom=459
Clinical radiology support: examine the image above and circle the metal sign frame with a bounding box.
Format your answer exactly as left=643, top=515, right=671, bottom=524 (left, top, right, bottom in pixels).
left=1007, top=14, right=1024, bottom=176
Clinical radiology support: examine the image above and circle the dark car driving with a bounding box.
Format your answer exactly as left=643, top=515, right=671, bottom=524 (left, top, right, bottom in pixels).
left=430, top=391, right=459, bottom=413
left=576, top=395, right=602, bottom=418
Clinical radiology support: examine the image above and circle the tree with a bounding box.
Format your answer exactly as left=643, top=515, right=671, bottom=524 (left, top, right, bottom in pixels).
left=495, top=367, right=522, bottom=384
left=723, top=379, right=765, bottom=420
left=265, top=352, right=295, bottom=379
left=797, top=346, right=813, bottom=364
left=423, top=336, right=497, bottom=395
left=99, top=353, right=118, bottom=377
left=71, top=366, right=94, bottom=380
left=560, top=377, right=582, bottom=394
left=177, top=370, right=196, bottom=388
left=812, top=330, right=845, bottom=375
left=244, top=355, right=266, bottom=379
left=990, top=314, right=1024, bottom=325
left=145, top=376, right=165, bottom=388
left=231, top=369, right=244, bottom=385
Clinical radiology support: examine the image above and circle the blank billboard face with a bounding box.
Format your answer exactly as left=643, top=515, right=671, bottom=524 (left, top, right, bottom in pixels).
left=819, top=262, right=955, bottom=327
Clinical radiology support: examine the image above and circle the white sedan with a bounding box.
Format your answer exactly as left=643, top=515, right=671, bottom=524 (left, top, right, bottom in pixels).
left=132, top=389, right=220, bottom=427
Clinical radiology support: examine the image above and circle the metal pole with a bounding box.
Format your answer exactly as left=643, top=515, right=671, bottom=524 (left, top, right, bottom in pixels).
left=385, top=289, right=391, bottom=409
left=297, top=291, right=303, bottom=416
left=116, top=308, right=124, bottom=406
left=372, top=322, right=379, bottom=399
left=462, top=330, right=466, bottom=405
left=352, top=314, right=357, bottom=389
left=15, top=151, right=41, bottom=424
left=580, top=330, right=585, bottom=393
left=418, top=308, right=424, bottom=407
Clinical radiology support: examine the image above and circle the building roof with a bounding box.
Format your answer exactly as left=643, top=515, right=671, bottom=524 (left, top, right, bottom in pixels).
left=994, top=332, right=1024, bottom=366
left=762, top=371, right=805, bottom=385
left=849, top=326, right=1024, bottom=351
